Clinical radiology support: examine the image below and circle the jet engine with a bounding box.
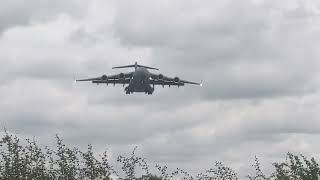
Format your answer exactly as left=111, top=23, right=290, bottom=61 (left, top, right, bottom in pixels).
left=158, top=74, right=164, bottom=80
left=174, top=77, right=180, bottom=83
left=101, top=75, right=108, bottom=80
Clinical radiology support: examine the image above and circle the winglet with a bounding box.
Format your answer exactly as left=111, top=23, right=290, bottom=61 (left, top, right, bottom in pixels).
left=73, top=75, right=77, bottom=84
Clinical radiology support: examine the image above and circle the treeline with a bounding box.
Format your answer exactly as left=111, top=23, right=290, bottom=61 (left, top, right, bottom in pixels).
left=0, top=130, right=319, bottom=180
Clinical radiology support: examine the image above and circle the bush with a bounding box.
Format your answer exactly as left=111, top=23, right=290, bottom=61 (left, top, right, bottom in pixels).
left=248, top=153, right=320, bottom=180
left=271, top=153, right=320, bottom=180
left=0, top=130, right=319, bottom=180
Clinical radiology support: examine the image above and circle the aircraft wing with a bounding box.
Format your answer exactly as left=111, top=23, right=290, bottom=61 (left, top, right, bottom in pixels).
left=150, top=73, right=201, bottom=87
left=76, top=72, right=132, bottom=85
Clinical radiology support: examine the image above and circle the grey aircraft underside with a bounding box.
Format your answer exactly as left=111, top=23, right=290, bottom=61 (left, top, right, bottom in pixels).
left=76, top=62, right=202, bottom=95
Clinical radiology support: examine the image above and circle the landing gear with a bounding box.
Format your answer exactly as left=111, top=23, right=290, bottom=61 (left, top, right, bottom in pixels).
left=125, top=86, right=154, bottom=95
left=145, top=86, right=154, bottom=95
left=125, top=86, right=133, bottom=94
left=145, top=91, right=152, bottom=95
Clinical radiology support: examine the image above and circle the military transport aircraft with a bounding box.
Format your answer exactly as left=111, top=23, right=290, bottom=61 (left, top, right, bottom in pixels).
left=76, top=62, right=202, bottom=95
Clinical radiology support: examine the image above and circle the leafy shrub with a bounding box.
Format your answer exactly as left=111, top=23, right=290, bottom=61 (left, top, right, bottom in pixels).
left=0, top=130, right=319, bottom=180
left=248, top=153, right=320, bottom=180
left=271, top=153, right=320, bottom=180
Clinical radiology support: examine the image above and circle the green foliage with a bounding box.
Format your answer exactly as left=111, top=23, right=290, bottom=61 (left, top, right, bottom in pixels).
left=79, top=144, right=113, bottom=180
left=247, top=156, right=268, bottom=180
left=271, top=153, right=320, bottom=180
left=196, top=162, right=238, bottom=180
left=0, top=130, right=49, bottom=179
left=0, top=130, right=113, bottom=180
left=117, top=146, right=151, bottom=180
left=156, top=162, right=238, bottom=180
left=147, top=175, right=163, bottom=180
left=248, top=153, right=320, bottom=180
left=0, top=130, right=319, bottom=180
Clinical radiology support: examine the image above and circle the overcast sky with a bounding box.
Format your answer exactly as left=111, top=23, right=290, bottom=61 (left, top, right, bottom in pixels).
left=0, top=0, right=319, bottom=178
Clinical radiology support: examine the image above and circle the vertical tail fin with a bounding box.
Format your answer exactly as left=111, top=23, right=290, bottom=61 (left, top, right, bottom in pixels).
left=134, top=61, right=138, bottom=70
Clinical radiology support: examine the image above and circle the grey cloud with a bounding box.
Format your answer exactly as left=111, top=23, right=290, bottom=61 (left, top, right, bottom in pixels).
left=0, top=0, right=320, bottom=178
left=112, top=0, right=319, bottom=99
left=0, top=78, right=205, bottom=146
left=0, top=0, right=87, bottom=34
left=139, top=95, right=320, bottom=167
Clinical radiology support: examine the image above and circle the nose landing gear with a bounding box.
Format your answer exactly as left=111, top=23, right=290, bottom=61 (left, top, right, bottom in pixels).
left=125, top=86, right=133, bottom=94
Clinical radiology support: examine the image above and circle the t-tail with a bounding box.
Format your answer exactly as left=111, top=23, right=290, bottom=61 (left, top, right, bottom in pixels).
left=112, top=61, right=159, bottom=70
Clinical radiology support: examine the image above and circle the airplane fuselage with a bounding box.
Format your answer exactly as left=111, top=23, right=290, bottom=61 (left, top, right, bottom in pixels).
left=76, top=62, right=201, bottom=95
left=125, top=67, right=154, bottom=94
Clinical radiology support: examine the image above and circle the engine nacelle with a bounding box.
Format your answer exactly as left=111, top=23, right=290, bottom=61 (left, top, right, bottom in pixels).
left=174, top=77, right=180, bottom=83
left=119, top=73, right=125, bottom=79
left=101, top=75, right=108, bottom=80
left=158, top=74, right=164, bottom=80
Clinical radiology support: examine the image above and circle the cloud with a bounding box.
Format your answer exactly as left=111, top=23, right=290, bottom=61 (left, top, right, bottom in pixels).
left=112, top=0, right=320, bottom=99
left=0, top=0, right=319, bottom=178
left=0, top=0, right=87, bottom=34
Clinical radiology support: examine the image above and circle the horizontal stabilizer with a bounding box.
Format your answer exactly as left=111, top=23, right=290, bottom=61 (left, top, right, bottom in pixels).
left=112, top=65, right=135, bottom=69
left=112, top=62, right=159, bottom=70
left=137, top=65, right=159, bottom=70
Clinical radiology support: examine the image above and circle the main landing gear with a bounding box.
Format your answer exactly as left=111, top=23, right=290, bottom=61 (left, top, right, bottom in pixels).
left=124, top=86, right=154, bottom=95
left=145, top=87, right=154, bottom=95
left=145, top=91, right=153, bottom=95
left=125, top=86, right=133, bottom=94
